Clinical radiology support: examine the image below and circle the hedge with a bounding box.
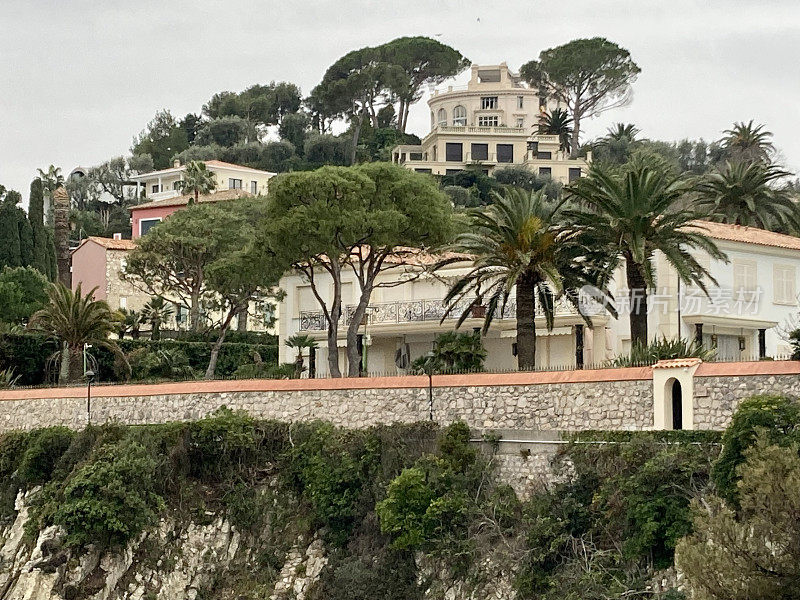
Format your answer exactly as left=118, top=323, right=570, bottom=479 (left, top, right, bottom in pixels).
left=0, top=334, right=278, bottom=385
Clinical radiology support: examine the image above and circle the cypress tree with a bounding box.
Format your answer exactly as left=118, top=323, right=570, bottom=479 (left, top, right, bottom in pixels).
left=17, top=211, right=34, bottom=266
left=28, top=178, right=54, bottom=279
left=0, top=202, right=21, bottom=269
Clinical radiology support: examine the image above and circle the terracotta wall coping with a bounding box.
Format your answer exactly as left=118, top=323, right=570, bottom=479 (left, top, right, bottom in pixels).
left=0, top=366, right=653, bottom=401
left=696, top=360, right=800, bottom=377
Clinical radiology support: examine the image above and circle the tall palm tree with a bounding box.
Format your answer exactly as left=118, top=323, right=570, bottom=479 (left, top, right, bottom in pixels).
left=720, top=120, right=774, bottom=164
left=439, top=188, right=612, bottom=370
left=567, top=159, right=727, bottom=345
left=285, top=334, right=319, bottom=378
left=694, top=161, right=799, bottom=232
left=601, top=123, right=641, bottom=144
left=141, top=296, right=174, bottom=341
left=28, top=283, right=122, bottom=383
left=177, top=161, right=217, bottom=205
left=538, top=108, right=574, bottom=153
left=37, top=165, right=64, bottom=195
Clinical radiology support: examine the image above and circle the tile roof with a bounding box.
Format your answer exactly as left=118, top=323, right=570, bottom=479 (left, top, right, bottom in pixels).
left=75, top=236, right=136, bottom=251
left=130, top=188, right=253, bottom=211
left=652, top=358, right=703, bottom=369
left=689, top=220, right=800, bottom=252
left=132, top=160, right=276, bottom=179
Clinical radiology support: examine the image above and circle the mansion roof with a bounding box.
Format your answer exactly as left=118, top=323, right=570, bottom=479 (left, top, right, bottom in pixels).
left=73, top=236, right=136, bottom=252
left=690, top=220, right=800, bottom=252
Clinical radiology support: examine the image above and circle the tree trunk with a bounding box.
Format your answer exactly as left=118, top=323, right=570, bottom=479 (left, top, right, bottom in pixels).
left=400, top=101, right=411, bottom=134
left=346, top=284, right=373, bottom=377
left=52, top=187, right=71, bottom=287
left=189, top=288, right=201, bottom=331
left=350, top=109, right=365, bottom=166
left=515, top=275, right=537, bottom=370
left=570, top=105, right=582, bottom=158
left=205, top=311, right=235, bottom=379
left=237, top=307, right=248, bottom=332
left=326, top=262, right=343, bottom=378
left=68, top=343, right=84, bottom=383
left=58, top=342, right=69, bottom=384
left=625, top=253, right=649, bottom=346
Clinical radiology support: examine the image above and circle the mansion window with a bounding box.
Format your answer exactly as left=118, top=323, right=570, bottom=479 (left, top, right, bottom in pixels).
left=733, top=260, right=758, bottom=299
left=251, top=181, right=258, bottom=194
left=445, top=143, right=463, bottom=162
left=471, top=143, right=489, bottom=161
left=497, top=144, right=514, bottom=163
left=569, top=168, right=582, bottom=182
left=229, top=178, right=243, bottom=189
left=516, top=117, right=524, bottom=128
left=539, top=167, right=552, bottom=177
left=517, top=96, right=524, bottom=109
left=477, top=115, right=499, bottom=127
left=537, top=151, right=552, bottom=160
left=453, top=105, right=467, bottom=126
left=773, top=264, right=797, bottom=304
left=415, top=168, right=433, bottom=174
left=437, top=108, right=447, bottom=127
left=151, top=184, right=160, bottom=194
left=480, top=96, right=498, bottom=109
left=139, top=218, right=161, bottom=236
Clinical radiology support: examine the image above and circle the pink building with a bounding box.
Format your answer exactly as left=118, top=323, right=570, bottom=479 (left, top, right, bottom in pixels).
left=70, top=236, right=144, bottom=311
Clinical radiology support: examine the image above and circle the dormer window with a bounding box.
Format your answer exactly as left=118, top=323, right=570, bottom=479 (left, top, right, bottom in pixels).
left=480, top=97, right=498, bottom=110
left=453, top=105, right=467, bottom=126
left=437, top=108, right=447, bottom=127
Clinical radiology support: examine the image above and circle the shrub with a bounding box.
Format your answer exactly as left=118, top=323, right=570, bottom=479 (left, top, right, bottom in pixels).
left=609, top=336, right=715, bottom=367
left=410, top=331, right=486, bottom=374
left=187, top=407, right=259, bottom=481
left=18, top=427, right=75, bottom=485
left=53, top=439, right=164, bottom=548
left=712, top=394, right=800, bottom=505
left=131, top=347, right=195, bottom=380
left=234, top=362, right=295, bottom=379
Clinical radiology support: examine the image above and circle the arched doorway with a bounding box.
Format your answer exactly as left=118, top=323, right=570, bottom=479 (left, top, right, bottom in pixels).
left=671, top=379, right=683, bottom=430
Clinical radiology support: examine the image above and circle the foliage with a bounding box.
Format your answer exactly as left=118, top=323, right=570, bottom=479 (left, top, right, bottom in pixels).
left=410, top=331, right=486, bottom=374
left=609, top=336, right=716, bottom=367
left=538, top=108, right=574, bottom=153
left=694, top=161, right=799, bottom=232
left=129, top=347, right=195, bottom=380
left=440, top=168, right=501, bottom=205
left=0, top=368, right=19, bottom=389
left=203, top=82, right=302, bottom=127
left=521, top=38, right=641, bottom=154
left=52, top=438, right=164, bottom=548
left=140, top=296, right=174, bottom=340
left=131, top=109, right=190, bottom=169
left=177, top=160, right=217, bottom=204
left=234, top=361, right=295, bottom=380
left=309, top=547, right=420, bottom=600
left=439, top=187, right=611, bottom=369
left=567, top=157, right=726, bottom=344
left=303, top=134, right=351, bottom=166
left=28, top=283, right=123, bottom=382
left=492, top=165, right=562, bottom=199
left=17, top=427, right=74, bottom=485
left=711, top=394, right=800, bottom=505
left=720, top=119, right=775, bottom=164
left=677, top=439, right=800, bottom=599
left=0, top=266, right=49, bottom=324
left=194, top=116, right=257, bottom=147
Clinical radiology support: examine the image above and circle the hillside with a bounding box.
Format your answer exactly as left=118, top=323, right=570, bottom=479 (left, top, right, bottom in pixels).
left=0, top=410, right=721, bottom=599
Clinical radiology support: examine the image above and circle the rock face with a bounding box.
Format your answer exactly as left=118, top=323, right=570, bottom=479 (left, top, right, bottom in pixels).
left=0, top=492, right=528, bottom=600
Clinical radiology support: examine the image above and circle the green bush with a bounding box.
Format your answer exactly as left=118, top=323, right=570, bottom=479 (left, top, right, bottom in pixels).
left=410, top=331, right=487, bottom=374
left=53, top=439, right=164, bottom=548
left=130, top=347, right=195, bottom=380
left=712, top=394, right=800, bottom=505
left=0, top=333, right=58, bottom=385
left=609, top=336, right=715, bottom=367
left=234, top=361, right=295, bottom=379
left=187, top=407, right=259, bottom=481
left=18, top=427, right=75, bottom=485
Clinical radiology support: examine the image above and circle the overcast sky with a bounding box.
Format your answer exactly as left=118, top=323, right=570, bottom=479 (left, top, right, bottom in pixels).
left=2, top=0, right=799, bottom=205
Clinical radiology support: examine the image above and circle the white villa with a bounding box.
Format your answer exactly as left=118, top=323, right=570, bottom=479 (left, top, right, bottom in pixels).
left=277, top=221, right=800, bottom=376
left=391, top=62, right=589, bottom=183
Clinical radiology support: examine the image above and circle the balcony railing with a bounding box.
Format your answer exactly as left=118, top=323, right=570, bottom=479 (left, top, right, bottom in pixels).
left=436, top=125, right=527, bottom=135
left=144, top=189, right=180, bottom=201
left=298, top=295, right=601, bottom=332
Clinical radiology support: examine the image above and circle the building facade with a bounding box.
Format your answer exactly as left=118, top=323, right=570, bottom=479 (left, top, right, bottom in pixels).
left=71, top=236, right=147, bottom=313
left=129, top=160, right=275, bottom=238
left=391, top=63, right=589, bottom=183
left=278, top=222, right=800, bottom=376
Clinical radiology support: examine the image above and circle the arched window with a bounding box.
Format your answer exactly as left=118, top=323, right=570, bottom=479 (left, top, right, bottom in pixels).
left=453, top=105, right=467, bottom=126
left=437, top=108, right=447, bottom=127
left=671, top=379, right=683, bottom=430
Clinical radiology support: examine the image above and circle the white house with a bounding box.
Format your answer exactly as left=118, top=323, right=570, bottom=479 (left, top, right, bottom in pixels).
left=277, top=221, right=800, bottom=376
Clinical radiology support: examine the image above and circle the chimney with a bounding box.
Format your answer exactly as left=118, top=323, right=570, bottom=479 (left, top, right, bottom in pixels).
left=113, top=233, right=122, bottom=241
left=173, top=159, right=180, bottom=168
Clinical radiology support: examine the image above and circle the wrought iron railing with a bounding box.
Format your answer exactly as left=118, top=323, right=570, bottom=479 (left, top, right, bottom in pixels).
left=298, top=295, right=600, bottom=332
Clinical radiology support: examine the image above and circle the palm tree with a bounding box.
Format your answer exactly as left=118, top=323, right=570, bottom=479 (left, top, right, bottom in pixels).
left=720, top=120, right=774, bottom=164
left=567, top=159, right=727, bottom=345
left=37, top=165, right=64, bottom=195
left=177, top=161, right=217, bottom=205
left=116, top=308, right=142, bottom=339
left=28, top=283, right=122, bottom=383
left=601, top=123, right=641, bottom=144
left=285, top=334, right=319, bottom=378
left=439, top=188, right=611, bottom=370
left=694, top=161, right=799, bottom=232
left=538, top=108, right=574, bottom=153
left=593, top=123, right=642, bottom=165
left=141, top=296, right=174, bottom=341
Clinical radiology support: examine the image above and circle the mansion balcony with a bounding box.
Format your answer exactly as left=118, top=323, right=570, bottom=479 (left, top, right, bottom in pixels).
left=144, top=189, right=181, bottom=202
left=298, top=295, right=606, bottom=333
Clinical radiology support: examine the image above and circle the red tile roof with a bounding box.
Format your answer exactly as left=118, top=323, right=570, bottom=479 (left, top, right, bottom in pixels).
left=689, top=220, right=800, bottom=252
left=75, top=236, right=136, bottom=251
left=130, top=188, right=253, bottom=211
